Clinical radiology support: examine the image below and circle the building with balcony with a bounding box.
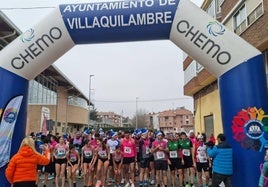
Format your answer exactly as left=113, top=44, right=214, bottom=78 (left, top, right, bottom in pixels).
left=183, top=0, right=268, bottom=137
left=158, top=107, right=194, bottom=134
left=97, top=111, right=123, bottom=128
left=146, top=113, right=160, bottom=130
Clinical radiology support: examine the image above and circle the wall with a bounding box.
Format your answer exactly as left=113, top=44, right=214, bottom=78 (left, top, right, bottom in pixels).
left=194, top=87, right=223, bottom=136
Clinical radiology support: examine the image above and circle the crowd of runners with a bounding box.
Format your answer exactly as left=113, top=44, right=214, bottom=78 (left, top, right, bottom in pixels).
left=32, top=128, right=216, bottom=187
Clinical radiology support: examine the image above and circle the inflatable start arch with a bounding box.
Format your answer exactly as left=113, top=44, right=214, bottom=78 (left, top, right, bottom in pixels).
left=0, top=0, right=267, bottom=186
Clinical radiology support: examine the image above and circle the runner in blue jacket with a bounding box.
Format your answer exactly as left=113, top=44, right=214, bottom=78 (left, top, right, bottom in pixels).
left=207, top=133, right=233, bottom=187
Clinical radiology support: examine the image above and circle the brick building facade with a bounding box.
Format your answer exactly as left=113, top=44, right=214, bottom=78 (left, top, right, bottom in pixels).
left=183, top=0, right=268, bottom=137
left=158, top=107, right=194, bottom=134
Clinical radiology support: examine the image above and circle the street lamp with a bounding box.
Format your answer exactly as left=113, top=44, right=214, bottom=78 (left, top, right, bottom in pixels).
left=88, top=75, right=94, bottom=128
left=136, top=97, right=138, bottom=129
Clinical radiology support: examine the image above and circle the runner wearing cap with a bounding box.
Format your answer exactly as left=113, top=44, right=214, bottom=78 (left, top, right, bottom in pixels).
left=167, top=133, right=184, bottom=187
left=107, top=131, right=120, bottom=185
left=138, top=128, right=151, bottom=187
left=151, top=131, right=169, bottom=187
left=194, top=134, right=210, bottom=187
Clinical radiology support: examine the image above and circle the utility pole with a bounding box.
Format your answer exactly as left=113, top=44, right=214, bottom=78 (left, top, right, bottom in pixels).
left=88, top=75, right=94, bottom=129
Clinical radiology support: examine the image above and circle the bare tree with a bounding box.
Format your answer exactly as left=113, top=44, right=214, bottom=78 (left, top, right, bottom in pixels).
left=131, top=109, right=148, bottom=128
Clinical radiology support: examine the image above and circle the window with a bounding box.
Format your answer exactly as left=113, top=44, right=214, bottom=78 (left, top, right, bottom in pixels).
left=196, top=61, right=204, bottom=73
left=28, top=74, right=57, bottom=105
left=218, top=0, right=224, bottom=6
left=234, top=5, right=246, bottom=34
left=247, top=3, right=264, bottom=26
left=68, top=96, right=88, bottom=109
left=215, top=0, right=224, bottom=18
left=206, top=0, right=216, bottom=18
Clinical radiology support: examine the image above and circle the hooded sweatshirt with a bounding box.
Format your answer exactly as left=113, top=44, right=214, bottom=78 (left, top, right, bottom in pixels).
left=5, top=146, right=50, bottom=184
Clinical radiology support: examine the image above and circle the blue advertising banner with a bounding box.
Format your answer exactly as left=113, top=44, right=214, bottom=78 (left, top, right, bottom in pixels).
left=59, top=0, right=179, bottom=44
left=0, top=67, right=28, bottom=186
left=219, top=54, right=268, bottom=186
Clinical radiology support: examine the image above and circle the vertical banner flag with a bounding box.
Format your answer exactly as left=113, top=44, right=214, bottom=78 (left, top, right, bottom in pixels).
left=0, top=95, right=23, bottom=167
left=40, top=107, right=50, bottom=135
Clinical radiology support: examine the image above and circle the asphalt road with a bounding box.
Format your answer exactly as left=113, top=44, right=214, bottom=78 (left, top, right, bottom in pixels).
left=38, top=175, right=153, bottom=187
left=38, top=173, right=202, bottom=187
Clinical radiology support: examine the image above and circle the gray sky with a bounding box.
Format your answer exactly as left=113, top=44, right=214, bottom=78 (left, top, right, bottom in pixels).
left=1, top=0, right=204, bottom=117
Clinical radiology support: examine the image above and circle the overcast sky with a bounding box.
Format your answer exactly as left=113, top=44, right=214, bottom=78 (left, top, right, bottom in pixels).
left=1, top=0, right=204, bottom=117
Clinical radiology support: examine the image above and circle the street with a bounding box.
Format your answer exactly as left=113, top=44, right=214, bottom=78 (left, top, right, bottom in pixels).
left=37, top=172, right=203, bottom=187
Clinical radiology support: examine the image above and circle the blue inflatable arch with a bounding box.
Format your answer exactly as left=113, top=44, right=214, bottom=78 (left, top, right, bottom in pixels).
left=0, top=0, right=267, bottom=186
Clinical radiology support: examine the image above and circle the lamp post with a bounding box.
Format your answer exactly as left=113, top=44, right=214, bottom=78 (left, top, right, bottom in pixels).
left=136, top=97, right=138, bottom=129
left=88, top=75, right=94, bottom=129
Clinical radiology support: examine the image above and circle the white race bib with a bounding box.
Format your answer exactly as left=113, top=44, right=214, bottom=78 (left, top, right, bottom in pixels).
left=182, top=149, right=190, bottom=156
left=169, top=150, right=178, bottom=158
left=156, top=151, right=165, bottom=159
left=84, top=150, right=92, bottom=158
left=124, top=147, right=131, bottom=154
left=198, top=151, right=207, bottom=163
left=145, top=146, right=150, bottom=154
left=70, top=156, right=77, bottom=162
left=57, top=147, right=66, bottom=157
left=98, top=150, right=107, bottom=158
left=110, top=146, right=116, bottom=154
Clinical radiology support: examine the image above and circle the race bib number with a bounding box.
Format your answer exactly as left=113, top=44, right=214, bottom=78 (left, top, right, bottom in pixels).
left=169, top=150, right=178, bottom=158
left=98, top=150, right=107, bottom=158
left=182, top=149, right=190, bottom=156
left=110, top=146, right=116, bottom=154
left=156, top=151, right=165, bottom=159
left=84, top=150, right=92, bottom=158
left=57, top=148, right=66, bottom=157
left=145, top=146, right=150, bottom=154
left=199, top=157, right=208, bottom=163
left=70, top=156, right=77, bottom=162
left=198, top=152, right=207, bottom=163
left=124, top=147, right=131, bottom=154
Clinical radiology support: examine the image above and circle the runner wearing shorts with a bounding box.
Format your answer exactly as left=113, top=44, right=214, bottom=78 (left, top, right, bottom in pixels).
left=167, top=133, right=184, bottom=187
left=151, top=131, right=169, bottom=187
left=179, top=132, right=195, bottom=187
